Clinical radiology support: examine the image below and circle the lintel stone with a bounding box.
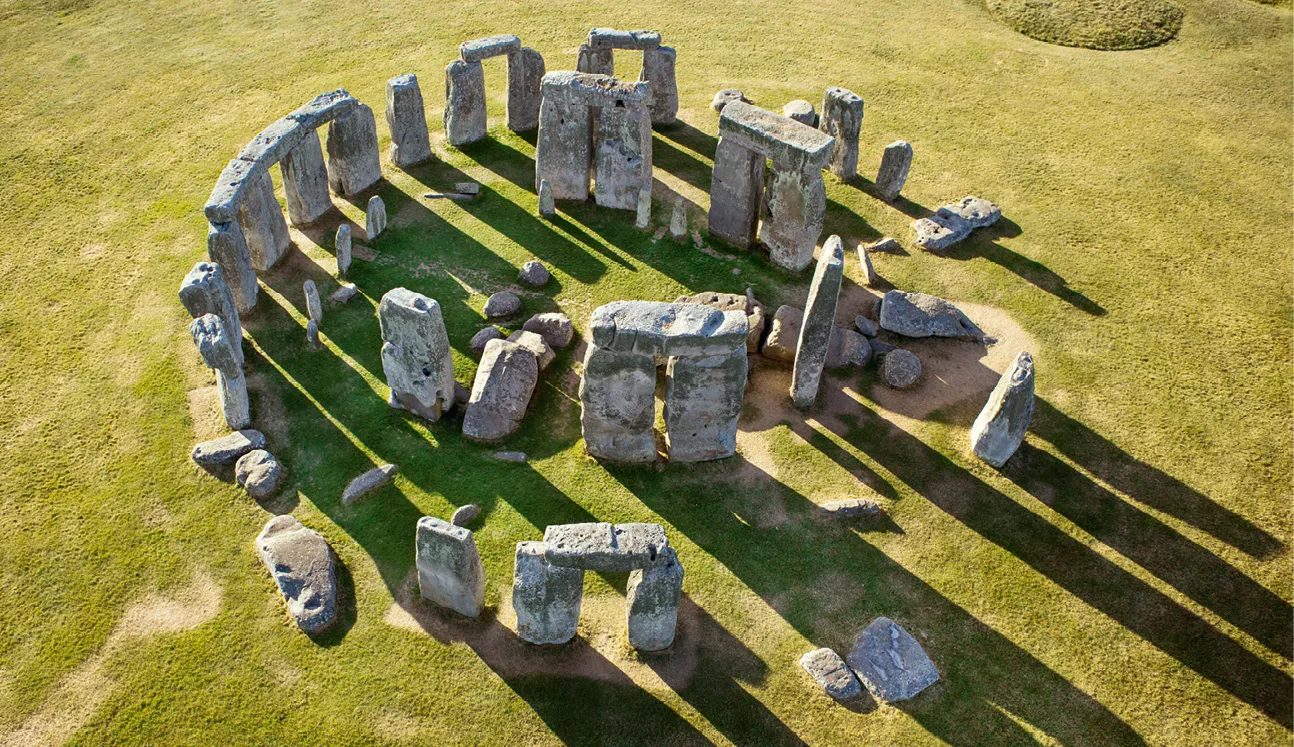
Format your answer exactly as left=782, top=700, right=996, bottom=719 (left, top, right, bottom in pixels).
left=588, top=28, right=662, bottom=50
left=540, top=71, right=651, bottom=108
left=589, top=301, right=747, bottom=357
left=460, top=34, right=521, bottom=63
left=718, top=101, right=835, bottom=171
left=543, top=522, right=670, bottom=572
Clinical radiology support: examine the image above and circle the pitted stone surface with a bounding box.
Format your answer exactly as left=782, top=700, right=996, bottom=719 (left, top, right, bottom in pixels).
left=944, top=196, right=1001, bottom=228
left=205, top=158, right=264, bottom=225
left=326, top=102, right=382, bottom=196
left=179, top=261, right=243, bottom=367
left=522, top=312, right=574, bottom=349
left=506, top=47, right=545, bottom=132
left=782, top=99, right=817, bottom=126
left=335, top=224, right=352, bottom=276
left=192, top=429, right=265, bottom=467
left=256, top=516, right=337, bottom=634
left=875, top=140, right=912, bottom=201
left=536, top=98, right=591, bottom=200
left=588, top=28, right=662, bottom=49
left=761, top=164, right=827, bottom=271
left=635, top=188, right=652, bottom=229
left=576, top=44, right=615, bottom=75
left=342, top=463, right=397, bottom=505
left=718, top=101, right=835, bottom=171
left=626, top=546, right=683, bottom=650
left=285, top=89, right=360, bottom=131
left=191, top=314, right=240, bottom=379
left=800, top=647, right=862, bottom=700
left=416, top=517, right=486, bottom=618
left=878, top=290, right=984, bottom=340
left=595, top=102, right=653, bottom=210
left=641, top=46, right=679, bottom=124
left=543, top=522, right=670, bottom=572
left=207, top=221, right=258, bottom=314
left=365, top=195, right=386, bottom=240
left=882, top=348, right=923, bottom=388
left=445, top=59, right=487, bottom=147
left=708, top=136, right=765, bottom=248
left=761, top=305, right=803, bottom=362
left=379, top=288, right=456, bottom=421
left=847, top=617, right=939, bottom=702
left=385, top=73, right=432, bottom=167
left=664, top=346, right=747, bottom=462
left=826, top=327, right=872, bottom=368
left=518, top=260, right=550, bottom=287
left=911, top=209, right=972, bottom=251
left=484, top=291, right=521, bottom=318
left=540, top=72, right=651, bottom=107
left=513, top=541, right=584, bottom=645
left=238, top=168, right=290, bottom=272
left=791, top=236, right=844, bottom=407
left=281, top=129, right=333, bottom=226
left=237, top=115, right=307, bottom=167
left=460, top=34, right=521, bottom=63
left=579, top=345, right=656, bottom=462
left=820, top=87, right=863, bottom=179
left=969, top=351, right=1034, bottom=468
left=673, top=292, right=764, bottom=352
left=236, top=449, right=282, bottom=499
left=463, top=338, right=540, bottom=442
left=589, top=301, right=748, bottom=358
left=855, top=315, right=879, bottom=337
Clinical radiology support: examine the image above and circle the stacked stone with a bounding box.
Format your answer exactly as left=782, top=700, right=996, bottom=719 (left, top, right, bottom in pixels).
left=819, top=87, right=863, bottom=179
left=708, top=101, right=835, bottom=271
left=416, top=517, right=486, bottom=618
left=378, top=288, right=456, bottom=422
left=446, top=34, right=546, bottom=147
left=576, top=28, right=679, bottom=125
left=190, top=314, right=250, bottom=430
left=385, top=74, right=432, bottom=168
left=790, top=236, right=845, bottom=408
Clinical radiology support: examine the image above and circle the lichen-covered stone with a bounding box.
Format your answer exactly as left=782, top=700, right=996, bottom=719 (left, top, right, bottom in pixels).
left=379, top=288, right=455, bottom=421
left=416, top=517, right=486, bottom=618
left=326, top=102, right=382, bottom=196
left=875, top=140, right=912, bottom=201
left=513, top=541, right=584, bottom=645
left=641, top=45, right=678, bottom=124
left=588, top=28, right=662, bottom=49
left=342, top=463, right=397, bottom=505
left=969, top=351, right=1034, bottom=468
left=782, top=99, right=816, bottom=126
left=710, top=88, right=749, bottom=113
left=543, top=522, right=670, bottom=572
left=335, top=224, right=352, bottom=276
left=761, top=305, right=803, bottom=362
left=329, top=283, right=358, bottom=304
left=191, top=314, right=250, bottom=429
left=385, top=73, right=432, bottom=168
left=256, top=515, right=336, bottom=634
left=761, top=164, right=826, bottom=272
left=588, top=301, right=748, bottom=357
left=575, top=43, right=614, bottom=75
left=865, top=236, right=902, bottom=254
left=365, top=195, right=386, bottom=240
left=800, top=647, right=862, bottom=700
left=483, top=291, right=521, bottom=318
left=669, top=196, right=688, bottom=240
left=506, top=47, right=545, bottom=132
left=855, top=315, right=879, bottom=337
left=505, top=330, right=552, bottom=372
left=847, top=617, right=939, bottom=702
left=882, top=348, right=922, bottom=388
left=445, top=59, right=487, bottom=147
left=306, top=319, right=321, bottom=351
left=579, top=345, right=656, bottom=462
left=664, top=346, right=747, bottom=462
left=878, top=290, right=984, bottom=340
left=708, top=137, right=765, bottom=248
left=635, top=187, right=652, bottom=229
left=463, top=339, right=539, bottom=443
left=235, top=449, right=282, bottom=499
left=238, top=168, right=290, bottom=272
left=470, top=326, right=503, bottom=353
left=179, top=261, right=243, bottom=368
left=791, top=236, right=844, bottom=407
left=522, top=312, right=574, bottom=349
left=594, top=102, right=653, bottom=210
left=626, top=546, right=683, bottom=650
left=944, top=196, right=1001, bottom=228
left=280, top=129, right=333, bottom=226
left=535, top=98, right=591, bottom=200
left=718, top=101, right=835, bottom=172
left=206, top=221, right=258, bottom=314
left=819, top=87, right=863, bottom=179
left=191, top=429, right=265, bottom=467
left=819, top=498, right=882, bottom=518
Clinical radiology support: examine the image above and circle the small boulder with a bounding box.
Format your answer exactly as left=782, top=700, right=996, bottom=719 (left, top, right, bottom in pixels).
left=329, top=283, right=359, bottom=304
left=507, top=330, right=555, bottom=370
left=522, top=312, right=574, bottom=349
left=847, top=617, right=939, bottom=702
left=854, top=315, right=879, bottom=337
left=192, top=430, right=266, bottom=467
left=483, top=291, right=521, bottom=318
left=236, top=449, right=283, bottom=499
left=761, top=305, right=803, bottom=362
left=518, top=260, right=550, bottom=287
left=878, top=290, right=984, bottom=341
left=864, top=237, right=902, bottom=254
left=711, top=88, right=749, bottom=113
left=256, top=515, right=337, bottom=634
left=342, top=463, right=398, bottom=505
left=826, top=328, right=872, bottom=368
left=451, top=503, right=481, bottom=527
left=882, top=349, right=922, bottom=388
left=470, top=326, right=503, bottom=354
left=800, top=647, right=862, bottom=700
left=782, top=99, right=817, bottom=127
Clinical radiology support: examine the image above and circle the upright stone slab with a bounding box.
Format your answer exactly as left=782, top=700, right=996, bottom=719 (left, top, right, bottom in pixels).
left=366, top=195, right=386, bottom=240
left=537, top=178, right=555, bottom=216
left=626, top=546, right=683, bottom=650
left=969, top=352, right=1035, bottom=468
left=846, top=617, right=939, bottom=702
left=191, top=314, right=250, bottom=429
left=576, top=44, right=614, bottom=75
left=790, top=236, right=845, bottom=408
left=415, top=517, right=486, bottom=618
left=819, top=87, right=863, bottom=179
left=875, top=140, right=912, bottom=201
left=178, top=261, right=242, bottom=367
left=669, top=196, right=687, bottom=240
left=634, top=187, right=652, bottom=228
left=535, top=97, right=591, bottom=200
left=708, top=137, right=765, bottom=248
left=378, top=288, right=456, bottom=422
left=594, top=103, right=653, bottom=210
left=543, top=522, right=670, bottom=572
left=335, top=224, right=351, bottom=276
left=513, top=541, right=583, bottom=645
left=444, top=59, right=487, bottom=147
left=385, top=73, right=432, bottom=167
left=640, top=46, right=678, bottom=125
left=326, top=102, right=382, bottom=196
left=506, top=47, right=545, bottom=132
left=579, top=344, right=656, bottom=462
left=664, top=344, right=747, bottom=462
left=207, top=221, right=258, bottom=313
left=303, top=279, right=322, bottom=324
left=256, top=516, right=338, bottom=634
left=462, top=338, right=540, bottom=443
left=238, top=168, right=290, bottom=272
left=761, top=165, right=827, bottom=272
left=280, top=129, right=333, bottom=226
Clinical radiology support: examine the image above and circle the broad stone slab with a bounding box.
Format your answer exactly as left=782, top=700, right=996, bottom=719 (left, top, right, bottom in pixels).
left=578, top=345, right=656, bottom=462
left=820, top=87, right=863, bottom=179
left=541, top=71, right=651, bottom=108
left=379, top=288, right=456, bottom=422
left=875, top=140, right=912, bottom=201
left=342, top=463, right=397, bottom=505
left=463, top=338, right=539, bottom=443
left=535, top=99, right=591, bottom=200
left=191, top=429, right=266, bottom=467
left=588, top=28, right=662, bottom=50
left=326, top=102, right=382, bottom=196
left=416, top=517, right=486, bottom=618
left=285, top=89, right=361, bottom=132
left=664, top=346, right=747, bottom=462
left=800, top=647, right=862, bottom=700
left=718, top=101, right=834, bottom=172
left=641, top=46, right=679, bottom=125
left=589, top=301, right=748, bottom=358
left=508, top=329, right=554, bottom=371
left=710, top=88, right=749, bottom=113
left=522, top=312, right=574, bottom=349
left=543, top=522, right=669, bottom=572
left=761, top=164, right=826, bottom=272
left=238, top=167, right=290, bottom=272
left=878, top=290, right=984, bottom=341
left=460, top=34, right=521, bottom=63
left=911, top=209, right=972, bottom=251
left=513, top=541, right=584, bottom=645
left=257, top=515, right=337, bottom=634
left=385, top=74, right=432, bottom=168
left=576, top=44, right=614, bottom=75
left=944, top=196, right=1001, bottom=228
left=626, top=546, right=683, bottom=650
left=444, top=59, right=487, bottom=146
left=179, top=261, right=243, bottom=368
left=847, top=617, right=939, bottom=702
left=674, top=291, right=764, bottom=353
left=507, top=47, right=545, bottom=132
left=281, top=129, right=333, bottom=226
left=365, top=195, right=386, bottom=240
left=708, top=136, right=765, bottom=248
left=969, top=351, right=1034, bottom=468
left=791, top=236, right=845, bottom=408
left=819, top=498, right=881, bottom=518
left=594, top=102, right=653, bottom=211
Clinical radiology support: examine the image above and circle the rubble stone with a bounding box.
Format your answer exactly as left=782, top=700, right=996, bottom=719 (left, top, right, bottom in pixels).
left=782, top=99, right=817, bottom=126
left=483, top=291, right=521, bottom=318
left=470, top=326, right=503, bottom=353
left=518, top=260, right=550, bottom=287
left=451, top=503, right=481, bottom=527
left=235, top=449, right=282, bottom=499
left=710, top=88, right=749, bottom=113
left=506, top=47, right=546, bottom=132
left=761, top=305, right=803, bottom=362
left=882, top=349, right=922, bottom=388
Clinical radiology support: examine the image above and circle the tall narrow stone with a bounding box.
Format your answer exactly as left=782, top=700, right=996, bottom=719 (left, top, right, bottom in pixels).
left=280, top=129, right=333, bottom=226
left=626, top=547, right=684, bottom=650
left=513, top=541, right=583, bottom=645
left=664, top=345, right=748, bottom=462
left=326, top=102, right=382, bottom=196
left=385, top=73, right=432, bottom=168
left=537, top=179, right=555, bottom=216
left=366, top=195, right=386, bottom=240
left=191, top=314, right=250, bottom=429
left=761, top=165, right=827, bottom=272
left=969, top=352, right=1035, bottom=468
left=207, top=221, right=258, bottom=314
left=506, top=47, right=545, bottom=132
left=415, top=517, right=485, bottom=618
left=820, top=87, right=863, bottom=179
left=303, top=279, right=322, bottom=324
left=594, top=103, right=653, bottom=210
left=669, top=196, right=687, bottom=240
left=640, top=46, right=678, bottom=125
left=708, top=138, right=765, bottom=248
left=535, top=98, right=591, bottom=200
left=790, top=236, right=844, bottom=408
left=634, top=187, right=652, bottom=229
left=179, top=261, right=243, bottom=367
left=378, top=288, right=456, bottom=422
left=579, top=345, right=657, bottom=462
left=444, top=59, right=487, bottom=147
left=875, top=140, right=912, bottom=201
left=238, top=168, right=290, bottom=272
left=576, top=44, right=614, bottom=75
left=335, top=224, right=351, bottom=276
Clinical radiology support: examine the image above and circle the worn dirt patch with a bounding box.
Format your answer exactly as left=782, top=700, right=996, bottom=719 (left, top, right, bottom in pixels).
left=186, top=385, right=224, bottom=441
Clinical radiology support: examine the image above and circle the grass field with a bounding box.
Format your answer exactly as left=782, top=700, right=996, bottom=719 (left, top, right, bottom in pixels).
left=0, top=0, right=1291, bottom=744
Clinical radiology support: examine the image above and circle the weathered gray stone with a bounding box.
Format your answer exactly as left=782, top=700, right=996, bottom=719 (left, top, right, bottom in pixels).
left=747, top=302, right=766, bottom=353
left=235, top=449, right=282, bottom=499
left=460, top=34, right=520, bottom=63
left=579, top=345, right=656, bottom=462
left=444, top=59, right=487, bottom=147
left=235, top=114, right=310, bottom=166
left=543, top=522, right=669, bottom=571
left=943, top=195, right=1001, bottom=229
left=595, top=102, right=653, bottom=210
left=455, top=182, right=480, bottom=195
left=710, top=88, right=749, bottom=113
left=855, top=315, right=879, bottom=337
left=791, top=236, right=844, bottom=407
left=513, top=541, right=584, bottom=645
left=284, top=89, right=360, bottom=132
left=335, top=224, right=352, bottom=276
left=589, top=301, right=748, bottom=357
left=506, top=47, right=545, bottom=132
left=911, top=210, right=972, bottom=251
left=672, top=290, right=761, bottom=351
left=708, top=137, right=765, bottom=248
left=576, top=43, right=614, bottom=75
left=463, top=338, right=540, bottom=442
left=664, top=345, right=747, bottom=462
left=379, top=288, right=456, bottom=421
left=303, top=279, right=322, bottom=324
left=878, top=290, right=983, bottom=340
left=416, top=517, right=486, bottom=618
left=882, top=348, right=922, bottom=388
left=330, top=283, right=358, bottom=304
left=865, top=236, right=902, bottom=254
left=207, top=221, right=258, bottom=314
left=626, top=546, right=683, bottom=651
left=641, top=46, right=678, bottom=125
left=761, top=164, right=827, bottom=272
left=669, top=196, right=688, bottom=240
left=718, top=101, right=835, bottom=172
left=800, top=647, right=862, bottom=700
left=870, top=338, right=897, bottom=355
left=365, top=195, right=386, bottom=240
left=761, top=305, right=802, bottom=362
left=451, top=503, right=481, bottom=527
left=306, top=319, right=321, bottom=351
left=280, top=129, right=333, bottom=226
left=782, top=99, right=816, bottom=127
left=342, top=463, right=397, bottom=505
left=819, top=87, right=863, bottom=179
left=191, top=429, right=266, bottom=467
left=537, top=178, right=555, bottom=216
left=204, top=158, right=261, bottom=225
left=969, top=351, right=1034, bottom=468
left=191, top=314, right=250, bottom=429
left=826, top=327, right=872, bottom=368
left=522, top=312, right=574, bottom=349
left=385, top=73, right=432, bottom=168
left=535, top=98, right=590, bottom=200
left=491, top=451, right=527, bottom=462
left=256, top=515, right=337, bottom=634
left=326, top=102, right=382, bottom=196
left=588, top=28, right=662, bottom=49
left=542, top=71, right=652, bottom=108
left=470, top=326, right=503, bottom=353
left=238, top=168, right=290, bottom=272
left=635, top=187, right=652, bottom=229
left=179, top=261, right=243, bottom=368
left=513, top=262, right=547, bottom=290
left=819, top=498, right=882, bottom=518
left=875, top=140, right=912, bottom=201
left=506, top=329, right=555, bottom=371
left=847, top=617, right=939, bottom=702
left=858, top=244, right=878, bottom=286
left=483, top=291, right=521, bottom=318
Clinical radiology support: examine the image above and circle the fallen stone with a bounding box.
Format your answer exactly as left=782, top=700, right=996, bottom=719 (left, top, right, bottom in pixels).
left=878, top=290, right=984, bottom=340
left=513, top=541, right=583, bottom=645
left=875, top=140, right=912, bottom=201
left=304, top=279, right=322, bottom=324
left=626, top=546, right=684, bottom=650
left=470, top=326, right=504, bottom=353
left=451, top=503, right=481, bottom=527
left=543, top=522, right=669, bottom=572
left=944, top=196, right=1001, bottom=229
left=306, top=319, right=322, bottom=351
left=385, top=73, right=432, bottom=167
left=365, top=195, right=386, bottom=240
left=855, top=315, right=879, bottom=337
left=191, top=430, right=266, bottom=467
left=492, top=451, right=527, bottom=462
left=379, top=289, right=456, bottom=421
left=791, top=235, right=844, bottom=407
left=882, top=349, right=922, bottom=388
left=911, top=210, right=972, bottom=251
left=969, top=351, right=1034, bottom=468
left=761, top=305, right=803, bottom=362
left=669, top=196, right=687, bottom=240
left=506, top=330, right=555, bottom=371
left=455, top=381, right=471, bottom=405
left=235, top=449, right=282, bottom=499
left=463, top=338, right=540, bottom=442
left=819, top=498, right=882, bottom=518
left=329, top=283, right=358, bottom=304
left=711, top=88, right=749, bottom=113
left=335, top=224, right=352, bottom=276
left=747, top=303, right=766, bottom=353
left=416, top=517, right=486, bottom=618
left=826, top=327, right=872, bottom=368
left=858, top=245, right=878, bottom=287
left=256, top=515, right=337, bottom=634
left=800, top=647, right=862, bottom=700
left=342, top=463, right=397, bottom=505
left=782, top=99, right=817, bottom=127
left=518, top=260, right=550, bottom=287
left=847, top=617, right=939, bottom=702
left=538, top=178, right=555, bottom=216
left=455, top=182, right=480, bottom=195
left=522, top=312, right=574, bottom=349
left=865, top=236, right=902, bottom=254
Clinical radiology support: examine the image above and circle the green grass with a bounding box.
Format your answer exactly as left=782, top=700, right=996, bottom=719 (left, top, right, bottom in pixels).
left=987, top=0, right=1186, bottom=50
left=0, top=0, right=1291, bottom=744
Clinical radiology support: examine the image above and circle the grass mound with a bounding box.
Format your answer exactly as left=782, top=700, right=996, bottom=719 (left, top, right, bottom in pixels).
left=988, top=0, right=1185, bottom=50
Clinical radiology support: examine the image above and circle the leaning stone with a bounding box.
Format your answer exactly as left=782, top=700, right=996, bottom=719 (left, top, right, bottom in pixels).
left=469, top=326, right=503, bottom=354
left=463, top=338, right=540, bottom=442
left=664, top=346, right=747, bottom=462
left=179, top=261, right=243, bottom=368
left=626, top=546, right=684, bottom=650
left=537, top=179, right=555, bottom=216
left=303, top=280, right=322, bottom=324
left=791, top=236, right=845, bottom=407
left=543, top=522, right=670, bottom=572
left=943, top=195, right=1001, bottom=229
left=782, top=99, right=816, bottom=127
left=762, top=305, right=803, bottom=362
left=819, top=498, right=881, bottom=518
left=444, top=59, right=487, bottom=147
left=865, top=236, right=902, bottom=254
left=847, top=617, right=939, bottom=702
left=855, top=315, right=879, bottom=337
left=385, top=73, right=432, bottom=168
left=882, top=349, right=922, bottom=388
left=256, top=515, right=337, bottom=634
left=335, top=224, right=352, bottom=276
left=460, top=34, right=520, bottom=63
left=819, top=87, right=863, bottom=179
left=518, top=260, right=550, bottom=287
left=911, top=210, right=972, bottom=251
left=522, top=312, right=574, bottom=349
left=826, top=327, right=872, bottom=368
left=513, top=541, right=583, bottom=645
left=669, top=196, right=688, bottom=240
left=875, top=140, right=913, bottom=201
left=191, top=429, right=266, bottom=467
left=306, top=319, right=321, bottom=351
left=326, top=102, right=383, bottom=196
left=635, top=188, right=652, bottom=229
left=878, top=290, right=984, bottom=340
left=506, top=330, right=555, bottom=371
left=238, top=168, right=290, bottom=272
left=800, top=647, right=862, bottom=700
left=858, top=244, right=878, bottom=287
left=451, top=503, right=481, bottom=527
left=342, top=463, right=398, bottom=505
left=379, top=288, right=456, bottom=421
left=365, top=195, right=386, bottom=240
left=483, top=291, right=521, bottom=318
left=641, top=45, right=679, bottom=125
left=235, top=449, right=282, bottom=499
left=506, top=47, right=545, bottom=132
left=416, top=517, right=486, bottom=618
left=761, top=164, right=827, bottom=272
left=280, top=129, right=333, bottom=226
left=711, top=88, right=749, bottom=113
left=206, top=221, right=258, bottom=314
left=969, top=351, right=1035, bottom=468
left=492, top=451, right=527, bottom=462
left=329, top=283, right=358, bottom=304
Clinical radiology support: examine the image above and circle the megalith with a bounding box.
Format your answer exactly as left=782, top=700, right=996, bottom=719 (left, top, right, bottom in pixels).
left=579, top=28, right=677, bottom=125
left=819, top=87, right=863, bottom=179
left=969, top=351, right=1035, bottom=467
left=641, top=46, right=679, bottom=124
left=875, top=140, right=912, bottom=201
left=280, top=129, right=333, bottom=226
left=513, top=541, right=584, bottom=645
left=664, top=347, right=748, bottom=462
left=238, top=167, right=290, bottom=272
left=326, top=102, right=382, bottom=196
left=576, top=44, right=614, bottom=75
left=385, top=73, right=432, bottom=168
left=790, top=235, right=845, bottom=408
left=444, top=59, right=487, bottom=147
left=462, top=338, right=540, bottom=443
left=206, top=221, right=258, bottom=314
left=507, top=47, right=546, bottom=132
left=191, top=314, right=250, bottom=430
left=179, top=261, right=243, bottom=367
left=847, top=617, right=939, bottom=702
left=416, top=517, right=486, bottom=618
left=535, top=72, right=651, bottom=205
left=594, top=102, right=653, bottom=210
left=256, top=516, right=338, bottom=634
left=708, top=136, right=765, bottom=248
left=378, top=288, right=456, bottom=422
left=626, top=546, right=684, bottom=650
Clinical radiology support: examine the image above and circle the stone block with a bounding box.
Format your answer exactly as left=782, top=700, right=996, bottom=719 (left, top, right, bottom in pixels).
left=718, top=101, right=835, bottom=171
left=875, top=140, right=912, bottom=201
left=463, top=338, right=540, bottom=443
left=444, top=59, right=487, bottom=146
left=179, top=261, right=243, bottom=367
left=238, top=168, right=290, bottom=272
left=366, top=195, right=386, bottom=240
left=791, top=236, right=844, bottom=407
left=256, top=516, right=337, bottom=633
left=877, top=290, right=983, bottom=340
left=664, top=346, right=747, bottom=462
left=506, top=47, right=545, bottom=132
left=588, top=28, right=662, bottom=49
left=385, top=73, right=432, bottom=168
left=280, top=129, right=333, bottom=226
left=969, top=351, right=1034, bottom=467
left=847, top=617, right=939, bottom=702
left=626, top=546, right=683, bottom=650
left=191, top=429, right=265, bottom=467
left=708, top=137, right=765, bottom=248
left=576, top=43, right=614, bottom=75
left=513, top=541, right=584, bottom=645
left=416, top=517, right=486, bottom=618
left=378, top=288, right=456, bottom=422
left=641, top=46, right=678, bottom=124
left=206, top=221, right=258, bottom=314
left=535, top=98, right=591, bottom=200
left=594, top=103, right=653, bottom=210
left=303, top=279, right=322, bottom=324
left=335, top=224, right=351, bottom=276
left=820, top=87, right=863, bottom=179
left=522, top=312, right=574, bottom=349
left=540, top=72, right=650, bottom=108
left=588, top=301, right=748, bottom=358
left=285, top=88, right=360, bottom=131
left=799, top=647, right=862, bottom=700
left=326, top=102, right=382, bottom=196
left=460, top=34, right=521, bottom=63
left=237, top=116, right=309, bottom=169
left=579, top=344, right=656, bottom=462
left=543, top=522, right=669, bottom=572
left=761, top=164, right=827, bottom=272
left=761, top=305, right=802, bottom=362
left=783, top=99, right=816, bottom=126
left=711, top=88, right=749, bottom=113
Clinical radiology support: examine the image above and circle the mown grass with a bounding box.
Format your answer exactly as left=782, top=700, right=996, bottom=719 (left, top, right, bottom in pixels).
left=0, top=0, right=1290, bottom=745
left=987, top=0, right=1186, bottom=50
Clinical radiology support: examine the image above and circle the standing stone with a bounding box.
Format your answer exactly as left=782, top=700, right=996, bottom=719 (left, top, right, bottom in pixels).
left=594, top=103, right=653, bottom=210
left=579, top=345, right=657, bottom=462
left=444, top=59, right=487, bottom=147
left=858, top=243, right=878, bottom=286
left=882, top=348, right=923, bottom=388
left=535, top=98, right=591, bottom=200
left=303, top=279, right=322, bottom=324
left=326, top=102, right=383, bottom=196
left=335, top=224, right=352, bottom=276
left=256, top=515, right=337, bottom=634
left=846, top=617, right=940, bottom=702
left=635, top=187, right=652, bottom=229
left=190, top=314, right=250, bottom=430
left=626, top=547, right=684, bottom=651
left=207, top=221, right=258, bottom=314
left=669, top=196, right=688, bottom=240
left=513, top=541, right=584, bottom=645
left=415, top=517, right=486, bottom=618
left=280, top=129, right=333, bottom=226
left=710, top=89, right=749, bottom=113
left=790, top=236, right=845, bottom=408
left=640, top=46, right=678, bottom=125
left=537, top=178, right=555, bottom=216
left=179, top=261, right=243, bottom=367
left=820, top=87, right=863, bottom=180
left=969, top=352, right=1035, bottom=468
left=782, top=99, right=816, bottom=127
left=238, top=168, right=290, bottom=272
left=875, top=140, right=913, bottom=201
left=506, top=47, right=546, bottom=132
left=385, top=73, right=432, bottom=168
left=306, top=318, right=321, bottom=351
left=761, top=165, right=827, bottom=272
left=462, top=338, right=540, bottom=443
left=576, top=44, right=614, bottom=75
left=366, top=195, right=386, bottom=240
left=378, top=288, right=456, bottom=422
left=708, top=137, right=765, bottom=248
left=800, top=647, right=863, bottom=700
left=664, top=346, right=748, bottom=462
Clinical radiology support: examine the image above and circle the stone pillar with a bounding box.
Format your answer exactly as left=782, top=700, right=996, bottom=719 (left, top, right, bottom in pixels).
left=415, top=517, right=486, bottom=618
left=191, top=314, right=250, bottom=430
left=513, top=541, right=583, bottom=645
left=463, top=338, right=540, bottom=443
left=506, top=47, right=545, bottom=132
left=326, top=102, right=382, bottom=196
left=761, top=164, right=827, bottom=272
left=875, top=140, right=912, bottom=201
left=626, top=547, right=683, bottom=650
left=537, top=178, right=555, bottom=216
left=578, top=344, right=657, bottom=463
left=535, top=98, right=592, bottom=200
left=207, top=221, right=258, bottom=314
left=178, top=261, right=242, bottom=367
left=335, top=224, right=351, bottom=276
left=238, top=168, right=290, bottom=272
left=640, top=46, right=678, bottom=125
left=664, top=345, right=747, bottom=462
left=444, top=59, right=487, bottom=147
left=593, top=103, right=652, bottom=210
left=634, top=187, right=652, bottom=228
left=820, top=87, right=863, bottom=179
left=385, top=73, right=432, bottom=168
left=378, top=288, right=456, bottom=422
left=576, top=44, right=614, bottom=75
left=969, top=351, right=1035, bottom=467
left=303, top=279, right=322, bottom=324
left=366, top=195, right=386, bottom=240
left=280, top=129, right=333, bottom=226
left=708, top=137, right=765, bottom=248
left=790, top=235, right=844, bottom=408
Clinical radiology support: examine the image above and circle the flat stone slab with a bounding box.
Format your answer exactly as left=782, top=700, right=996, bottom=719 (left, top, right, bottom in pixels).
left=718, top=101, right=835, bottom=171
left=943, top=196, right=1001, bottom=229
left=588, top=28, right=662, bottom=49
left=460, top=34, right=521, bottom=63
left=192, top=429, right=266, bottom=467
left=912, top=210, right=972, bottom=251
left=589, top=301, right=748, bottom=358
left=256, top=515, right=337, bottom=634
left=543, top=522, right=670, bottom=572
left=878, top=290, right=984, bottom=341
left=847, top=617, right=939, bottom=702
left=800, top=647, right=862, bottom=700
left=342, top=463, right=397, bottom=505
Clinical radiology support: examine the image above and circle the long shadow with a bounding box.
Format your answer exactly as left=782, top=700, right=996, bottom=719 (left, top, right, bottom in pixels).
left=655, top=120, right=718, bottom=160
left=452, top=134, right=536, bottom=191
left=651, top=136, right=713, bottom=192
